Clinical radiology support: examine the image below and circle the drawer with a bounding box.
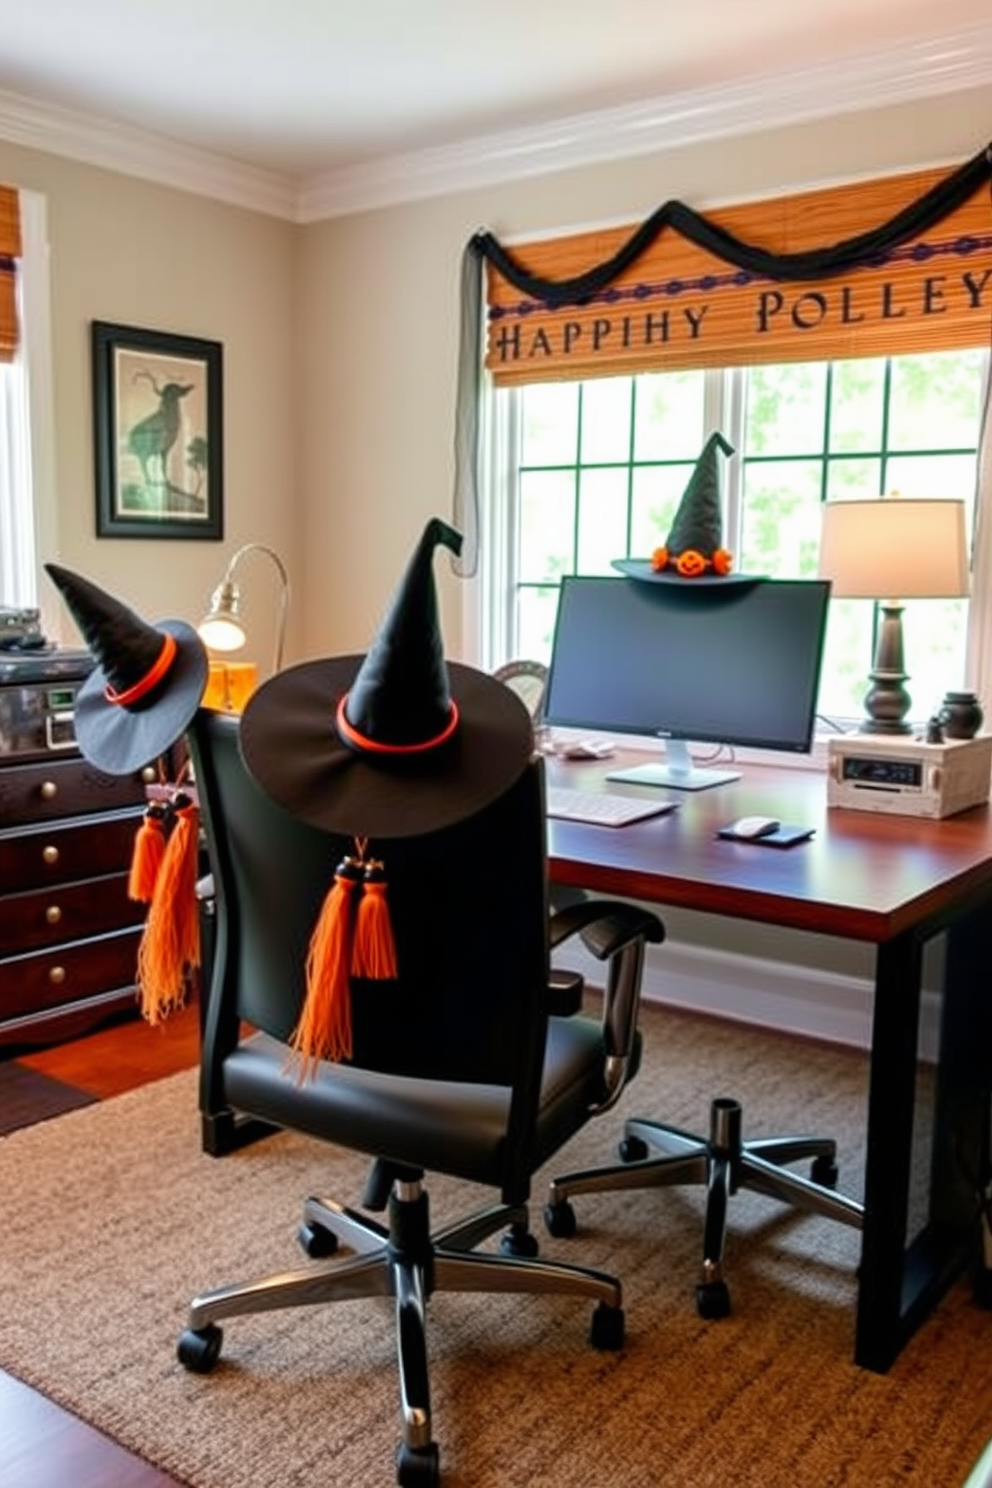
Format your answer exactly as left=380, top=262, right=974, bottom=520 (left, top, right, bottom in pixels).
left=0, top=926, right=143, bottom=1020
left=0, top=756, right=158, bottom=827
left=0, top=871, right=145, bottom=954
left=0, top=809, right=143, bottom=893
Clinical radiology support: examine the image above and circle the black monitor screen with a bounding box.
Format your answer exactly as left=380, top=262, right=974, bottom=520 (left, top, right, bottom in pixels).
left=544, top=576, right=829, bottom=759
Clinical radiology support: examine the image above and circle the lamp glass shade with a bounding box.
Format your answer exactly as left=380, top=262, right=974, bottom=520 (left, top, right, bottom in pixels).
left=818, top=498, right=969, bottom=600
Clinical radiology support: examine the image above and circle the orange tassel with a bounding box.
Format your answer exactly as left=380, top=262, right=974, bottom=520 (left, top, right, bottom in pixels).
left=136, top=796, right=201, bottom=1026
left=352, top=860, right=398, bottom=980
left=127, top=804, right=167, bottom=903
left=292, top=856, right=362, bottom=1075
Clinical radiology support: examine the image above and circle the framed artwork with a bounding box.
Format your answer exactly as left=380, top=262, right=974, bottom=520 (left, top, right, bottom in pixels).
left=92, top=321, right=223, bottom=539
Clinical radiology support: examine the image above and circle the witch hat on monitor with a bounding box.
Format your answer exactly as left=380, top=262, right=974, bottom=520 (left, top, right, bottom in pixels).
left=613, top=432, right=755, bottom=584
left=45, top=563, right=209, bottom=773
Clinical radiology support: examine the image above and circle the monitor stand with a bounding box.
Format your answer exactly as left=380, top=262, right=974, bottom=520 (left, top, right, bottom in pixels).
left=606, top=739, right=741, bottom=792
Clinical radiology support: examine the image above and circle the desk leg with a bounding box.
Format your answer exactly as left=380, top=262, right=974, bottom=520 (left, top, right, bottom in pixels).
left=855, top=930, right=922, bottom=1372
left=856, top=902, right=992, bottom=1372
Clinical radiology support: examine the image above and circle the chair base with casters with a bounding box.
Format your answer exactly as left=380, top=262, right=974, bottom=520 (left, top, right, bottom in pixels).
left=545, top=1093, right=863, bottom=1319
left=179, top=1157, right=623, bottom=1487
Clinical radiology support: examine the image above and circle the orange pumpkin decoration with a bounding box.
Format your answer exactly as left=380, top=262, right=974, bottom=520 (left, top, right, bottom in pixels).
left=650, top=546, right=669, bottom=572
left=712, top=548, right=734, bottom=576
left=675, top=549, right=708, bottom=577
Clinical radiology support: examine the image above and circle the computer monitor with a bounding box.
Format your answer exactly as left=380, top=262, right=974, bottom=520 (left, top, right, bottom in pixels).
left=543, top=575, right=831, bottom=790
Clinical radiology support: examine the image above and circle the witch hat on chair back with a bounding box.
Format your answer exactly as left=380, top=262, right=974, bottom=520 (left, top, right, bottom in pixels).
left=240, top=516, right=533, bottom=840
left=239, top=516, right=535, bottom=1068
left=45, top=563, right=209, bottom=774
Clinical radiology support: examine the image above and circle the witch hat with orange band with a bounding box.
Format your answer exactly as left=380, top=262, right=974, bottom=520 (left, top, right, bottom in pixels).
left=45, top=563, right=209, bottom=774
left=240, top=517, right=533, bottom=840
left=612, top=432, right=758, bottom=585
left=239, top=517, right=534, bottom=1069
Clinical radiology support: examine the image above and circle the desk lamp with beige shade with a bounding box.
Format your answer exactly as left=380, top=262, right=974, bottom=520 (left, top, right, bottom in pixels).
left=198, top=543, right=290, bottom=711
left=818, top=495, right=989, bottom=817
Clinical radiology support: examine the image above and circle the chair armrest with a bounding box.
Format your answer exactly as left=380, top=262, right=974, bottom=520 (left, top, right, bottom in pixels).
left=549, top=898, right=665, bottom=1109
left=549, top=899, right=665, bottom=959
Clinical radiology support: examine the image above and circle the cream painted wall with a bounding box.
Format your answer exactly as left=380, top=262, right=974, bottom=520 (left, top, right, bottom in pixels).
left=0, top=140, right=299, bottom=677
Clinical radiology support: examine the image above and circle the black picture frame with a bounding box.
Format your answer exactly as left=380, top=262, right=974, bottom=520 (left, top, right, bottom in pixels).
left=92, top=321, right=223, bottom=540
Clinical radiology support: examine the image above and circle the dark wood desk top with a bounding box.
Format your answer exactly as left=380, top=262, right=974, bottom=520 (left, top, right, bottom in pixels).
left=546, top=752, right=992, bottom=943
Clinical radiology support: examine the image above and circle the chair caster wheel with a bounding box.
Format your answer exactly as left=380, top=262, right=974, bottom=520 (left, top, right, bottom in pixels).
left=298, top=1221, right=339, bottom=1258
left=619, top=1135, right=649, bottom=1162
left=696, top=1280, right=731, bottom=1319
left=177, top=1323, right=223, bottom=1373
left=590, top=1301, right=624, bottom=1350
left=500, top=1223, right=539, bottom=1258
left=811, top=1155, right=838, bottom=1188
left=544, top=1199, right=578, bottom=1239
left=396, top=1440, right=440, bottom=1487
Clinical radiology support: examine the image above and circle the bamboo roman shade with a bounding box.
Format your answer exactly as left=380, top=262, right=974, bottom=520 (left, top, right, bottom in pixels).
left=480, top=153, right=992, bottom=385
left=0, top=186, right=22, bottom=363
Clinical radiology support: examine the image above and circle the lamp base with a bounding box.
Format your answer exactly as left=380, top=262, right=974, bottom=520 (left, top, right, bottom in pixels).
left=858, top=602, right=913, bottom=735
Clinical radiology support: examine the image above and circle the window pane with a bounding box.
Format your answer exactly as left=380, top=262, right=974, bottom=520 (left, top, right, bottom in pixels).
left=517, top=585, right=560, bottom=665
left=740, top=459, right=822, bottom=577
left=579, top=376, right=633, bottom=464
left=901, top=598, right=969, bottom=719
left=887, top=351, right=985, bottom=452
left=518, top=470, right=575, bottom=582
left=521, top=382, right=579, bottom=465
left=817, top=600, right=874, bottom=721
left=577, top=467, right=630, bottom=574
left=629, top=465, right=689, bottom=555
left=885, top=452, right=977, bottom=503
left=633, top=370, right=706, bottom=461
left=825, top=456, right=882, bottom=501
left=830, top=358, right=886, bottom=452
left=745, top=363, right=827, bottom=454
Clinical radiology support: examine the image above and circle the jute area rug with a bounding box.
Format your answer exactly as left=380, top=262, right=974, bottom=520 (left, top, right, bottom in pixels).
left=1, top=1003, right=990, bottom=1488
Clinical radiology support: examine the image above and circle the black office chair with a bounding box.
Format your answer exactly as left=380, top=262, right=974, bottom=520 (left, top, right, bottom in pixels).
left=177, top=709, right=664, bottom=1487
left=545, top=1063, right=863, bottom=1318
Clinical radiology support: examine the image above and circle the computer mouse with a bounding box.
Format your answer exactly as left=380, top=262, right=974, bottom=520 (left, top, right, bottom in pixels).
left=728, top=815, right=781, bottom=839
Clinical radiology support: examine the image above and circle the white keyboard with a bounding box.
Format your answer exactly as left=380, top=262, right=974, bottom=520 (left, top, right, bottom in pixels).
left=546, top=787, right=679, bottom=827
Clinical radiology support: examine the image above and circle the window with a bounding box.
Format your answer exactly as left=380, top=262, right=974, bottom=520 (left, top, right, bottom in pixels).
left=0, top=190, right=56, bottom=625
left=483, top=348, right=988, bottom=734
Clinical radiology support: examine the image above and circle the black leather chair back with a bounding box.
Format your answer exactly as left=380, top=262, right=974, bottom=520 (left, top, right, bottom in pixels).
left=190, top=706, right=550, bottom=1107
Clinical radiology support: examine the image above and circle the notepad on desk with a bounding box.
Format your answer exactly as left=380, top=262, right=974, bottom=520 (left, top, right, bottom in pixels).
left=546, top=787, right=679, bottom=827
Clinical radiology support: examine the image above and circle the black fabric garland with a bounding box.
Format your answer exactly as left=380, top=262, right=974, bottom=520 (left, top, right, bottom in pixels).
left=451, top=143, right=992, bottom=577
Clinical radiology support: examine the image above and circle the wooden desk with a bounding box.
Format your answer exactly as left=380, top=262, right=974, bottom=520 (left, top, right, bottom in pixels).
left=546, top=752, right=992, bottom=1372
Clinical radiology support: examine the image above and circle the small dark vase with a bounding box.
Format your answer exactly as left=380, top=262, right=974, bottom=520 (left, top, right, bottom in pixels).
left=938, top=690, right=984, bottom=741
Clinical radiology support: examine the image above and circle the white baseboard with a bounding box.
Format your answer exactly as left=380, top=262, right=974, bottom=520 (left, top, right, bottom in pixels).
left=556, top=936, right=942, bottom=1061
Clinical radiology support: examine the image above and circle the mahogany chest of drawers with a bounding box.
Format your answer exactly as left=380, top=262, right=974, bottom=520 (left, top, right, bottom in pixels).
left=0, top=651, right=156, bottom=1050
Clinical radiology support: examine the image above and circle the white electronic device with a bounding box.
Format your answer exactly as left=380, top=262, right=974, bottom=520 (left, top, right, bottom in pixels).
left=827, top=732, right=992, bottom=818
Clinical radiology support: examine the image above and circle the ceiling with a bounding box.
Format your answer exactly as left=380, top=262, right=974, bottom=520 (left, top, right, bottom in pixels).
left=1, top=0, right=991, bottom=219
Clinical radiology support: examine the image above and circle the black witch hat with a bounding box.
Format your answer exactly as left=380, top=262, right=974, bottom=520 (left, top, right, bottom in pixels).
left=239, top=517, right=534, bottom=839
left=45, top=563, right=209, bottom=773
left=613, top=432, right=755, bottom=584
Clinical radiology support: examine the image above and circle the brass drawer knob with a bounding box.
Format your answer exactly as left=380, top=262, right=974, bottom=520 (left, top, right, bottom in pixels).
left=141, top=766, right=157, bottom=783
left=45, top=904, right=62, bottom=925
left=42, top=844, right=60, bottom=865
left=39, top=780, right=58, bottom=801
left=48, top=965, right=66, bottom=985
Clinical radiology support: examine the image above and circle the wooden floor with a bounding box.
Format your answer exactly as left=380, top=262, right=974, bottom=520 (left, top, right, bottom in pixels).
left=1, top=1005, right=201, bottom=1488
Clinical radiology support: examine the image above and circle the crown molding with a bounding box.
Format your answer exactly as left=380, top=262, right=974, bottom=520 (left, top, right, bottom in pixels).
left=299, top=22, right=992, bottom=220
left=0, top=86, right=297, bottom=220
left=1, top=23, right=991, bottom=226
